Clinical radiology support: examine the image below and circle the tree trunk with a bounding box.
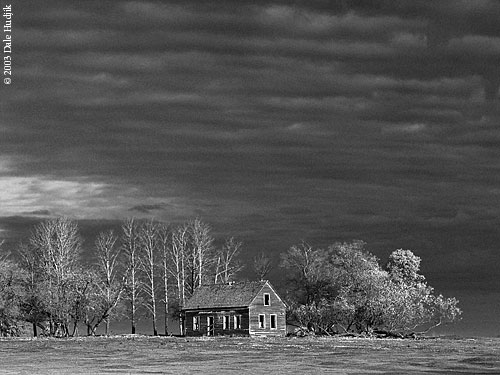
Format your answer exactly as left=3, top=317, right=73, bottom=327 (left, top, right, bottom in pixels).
left=131, top=272, right=136, bottom=334
left=164, top=304, right=168, bottom=336
left=198, top=248, right=203, bottom=288
left=131, top=291, right=136, bottom=334
left=72, top=321, right=78, bottom=337
left=32, top=322, right=37, bottom=337
left=163, top=262, right=169, bottom=336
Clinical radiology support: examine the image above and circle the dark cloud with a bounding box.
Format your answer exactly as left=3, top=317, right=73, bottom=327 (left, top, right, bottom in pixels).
left=23, top=210, right=52, bottom=216
left=129, top=204, right=168, bottom=213
left=2, top=0, right=500, bottom=336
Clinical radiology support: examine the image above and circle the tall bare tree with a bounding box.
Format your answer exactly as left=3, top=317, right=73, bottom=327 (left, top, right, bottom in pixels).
left=170, top=223, right=188, bottom=335
left=121, top=218, right=141, bottom=334
left=214, top=237, right=243, bottom=284
left=89, top=230, right=126, bottom=336
left=186, top=218, right=214, bottom=293
left=138, top=220, right=159, bottom=336
left=157, top=223, right=171, bottom=335
left=170, top=224, right=188, bottom=307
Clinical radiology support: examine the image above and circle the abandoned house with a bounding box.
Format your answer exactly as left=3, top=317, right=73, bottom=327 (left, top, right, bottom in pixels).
left=182, top=280, right=286, bottom=336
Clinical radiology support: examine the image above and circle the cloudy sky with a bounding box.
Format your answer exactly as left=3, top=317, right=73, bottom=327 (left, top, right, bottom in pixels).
left=2, top=0, right=500, bottom=336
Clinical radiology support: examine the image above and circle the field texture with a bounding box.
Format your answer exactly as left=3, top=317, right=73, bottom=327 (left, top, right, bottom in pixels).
left=0, top=335, right=499, bottom=374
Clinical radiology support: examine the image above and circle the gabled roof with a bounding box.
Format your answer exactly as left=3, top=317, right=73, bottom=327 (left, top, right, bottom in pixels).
left=182, top=281, right=268, bottom=310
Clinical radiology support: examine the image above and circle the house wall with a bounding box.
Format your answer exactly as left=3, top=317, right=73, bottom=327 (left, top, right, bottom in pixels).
left=184, top=308, right=250, bottom=336
left=249, top=283, right=286, bottom=336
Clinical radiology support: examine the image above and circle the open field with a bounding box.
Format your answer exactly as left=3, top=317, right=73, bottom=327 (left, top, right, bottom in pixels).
left=0, top=335, right=499, bottom=374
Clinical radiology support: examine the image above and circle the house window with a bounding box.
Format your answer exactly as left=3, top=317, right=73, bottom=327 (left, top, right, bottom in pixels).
left=193, top=316, right=199, bottom=331
left=264, top=293, right=270, bottom=306
left=270, top=314, right=277, bottom=329
left=223, top=315, right=230, bottom=330
left=234, top=315, right=242, bottom=329
left=258, top=314, right=266, bottom=329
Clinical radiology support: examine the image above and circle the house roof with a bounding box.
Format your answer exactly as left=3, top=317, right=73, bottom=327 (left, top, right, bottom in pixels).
left=182, top=281, right=269, bottom=310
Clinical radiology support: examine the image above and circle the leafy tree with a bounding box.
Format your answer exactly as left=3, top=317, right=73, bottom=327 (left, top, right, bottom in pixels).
left=329, top=241, right=388, bottom=334
left=289, top=299, right=349, bottom=335
left=281, top=241, right=462, bottom=336
left=381, top=249, right=461, bottom=335
left=424, top=294, right=461, bottom=332
left=386, top=249, right=425, bottom=285
left=0, top=251, right=27, bottom=336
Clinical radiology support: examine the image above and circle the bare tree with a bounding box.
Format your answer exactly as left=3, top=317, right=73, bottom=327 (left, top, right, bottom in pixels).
left=68, top=267, right=95, bottom=337
left=214, top=237, right=243, bottom=284
left=170, top=224, right=188, bottom=307
left=31, top=217, right=81, bottom=285
left=121, top=218, right=141, bottom=335
left=18, top=241, right=46, bottom=337
left=138, top=220, right=159, bottom=336
left=186, top=218, right=214, bottom=293
left=89, top=230, right=126, bottom=336
left=27, top=217, right=82, bottom=336
left=170, top=223, right=189, bottom=335
left=157, top=223, right=171, bottom=336
left=252, top=251, right=273, bottom=281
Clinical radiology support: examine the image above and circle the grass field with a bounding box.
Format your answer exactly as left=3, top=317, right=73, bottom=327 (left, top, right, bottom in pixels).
left=0, top=335, right=499, bottom=374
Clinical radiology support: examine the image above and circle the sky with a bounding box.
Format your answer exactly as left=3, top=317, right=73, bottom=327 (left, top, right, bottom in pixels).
left=1, top=0, right=500, bottom=336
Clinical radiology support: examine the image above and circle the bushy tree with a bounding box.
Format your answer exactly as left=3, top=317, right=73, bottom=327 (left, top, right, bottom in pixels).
left=386, top=249, right=425, bottom=285
left=281, top=242, right=461, bottom=336
left=329, top=241, right=389, bottom=333
left=0, top=252, right=27, bottom=336
left=381, top=249, right=461, bottom=335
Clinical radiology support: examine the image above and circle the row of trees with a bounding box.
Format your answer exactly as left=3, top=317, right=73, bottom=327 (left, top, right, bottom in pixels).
left=281, top=241, right=461, bottom=336
left=0, top=217, right=262, bottom=337
left=0, top=217, right=461, bottom=337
